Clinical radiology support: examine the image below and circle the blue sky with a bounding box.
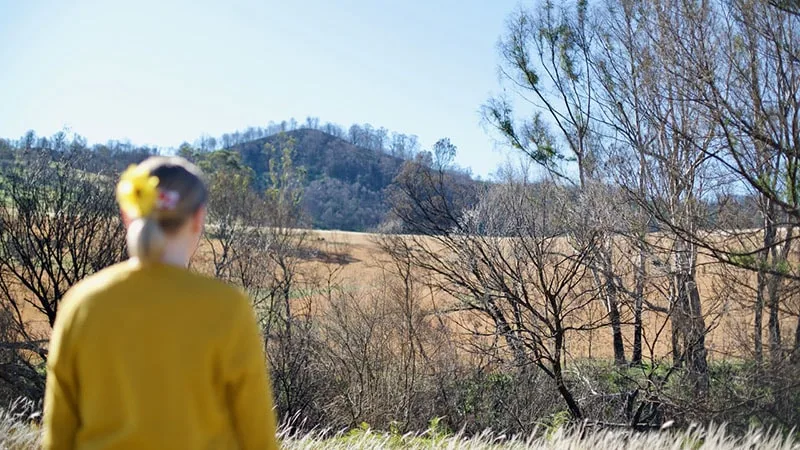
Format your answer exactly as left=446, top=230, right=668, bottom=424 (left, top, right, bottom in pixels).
left=0, top=0, right=522, bottom=178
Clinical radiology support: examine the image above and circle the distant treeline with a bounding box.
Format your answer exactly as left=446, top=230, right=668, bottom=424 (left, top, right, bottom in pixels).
left=187, top=117, right=444, bottom=165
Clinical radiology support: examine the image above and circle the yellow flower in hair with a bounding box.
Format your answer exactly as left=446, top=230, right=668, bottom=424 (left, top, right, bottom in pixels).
left=116, top=165, right=160, bottom=218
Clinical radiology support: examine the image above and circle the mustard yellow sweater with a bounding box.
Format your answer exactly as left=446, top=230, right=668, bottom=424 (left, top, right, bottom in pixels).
left=43, top=261, right=280, bottom=450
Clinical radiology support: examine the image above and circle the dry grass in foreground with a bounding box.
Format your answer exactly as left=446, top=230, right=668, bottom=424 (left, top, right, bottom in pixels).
left=279, top=426, right=798, bottom=450
left=2, top=401, right=797, bottom=450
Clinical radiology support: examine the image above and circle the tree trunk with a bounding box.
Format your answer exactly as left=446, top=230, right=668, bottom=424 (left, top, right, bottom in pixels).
left=553, top=333, right=582, bottom=420
left=670, top=269, right=684, bottom=368
left=756, top=199, right=776, bottom=364
left=767, top=277, right=783, bottom=364
left=792, top=315, right=800, bottom=364
left=596, top=243, right=626, bottom=366
left=555, top=373, right=583, bottom=420
left=607, top=284, right=627, bottom=366
left=755, top=269, right=766, bottom=364
left=594, top=269, right=626, bottom=366
left=486, top=296, right=529, bottom=369
left=685, top=277, right=709, bottom=395
left=632, top=240, right=646, bottom=366
left=674, top=237, right=709, bottom=395
left=671, top=309, right=683, bottom=368
left=766, top=226, right=793, bottom=364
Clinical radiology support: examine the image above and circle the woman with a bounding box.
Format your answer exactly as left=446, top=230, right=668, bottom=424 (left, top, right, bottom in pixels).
left=43, top=157, right=279, bottom=449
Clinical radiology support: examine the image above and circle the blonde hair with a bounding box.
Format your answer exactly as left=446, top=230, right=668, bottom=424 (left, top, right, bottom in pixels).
left=121, top=156, right=208, bottom=262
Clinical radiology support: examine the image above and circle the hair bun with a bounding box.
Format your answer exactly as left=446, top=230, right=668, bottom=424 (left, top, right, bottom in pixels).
left=116, top=164, right=160, bottom=218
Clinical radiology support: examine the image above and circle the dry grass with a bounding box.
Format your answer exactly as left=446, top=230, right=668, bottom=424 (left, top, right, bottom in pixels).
left=192, top=229, right=797, bottom=362
left=2, top=400, right=797, bottom=450
left=0, top=400, right=41, bottom=450
left=279, top=426, right=799, bottom=450
left=14, top=228, right=795, bottom=362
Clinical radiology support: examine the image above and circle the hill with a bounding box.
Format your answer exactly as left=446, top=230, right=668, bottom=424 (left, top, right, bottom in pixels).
left=226, top=129, right=477, bottom=232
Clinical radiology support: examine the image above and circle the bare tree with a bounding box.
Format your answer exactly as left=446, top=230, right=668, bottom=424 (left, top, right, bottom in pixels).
left=390, top=165, right=610, bottom=420
left=593, top=0, right=660, bottom=366
left=686, top=0, right=800, bottom=363
left=198, top=150, right=261, bottom=279
left=0, top=150, right=126, bottom=401
left=0, top=151, right=126, bottom=330
left=609, top=0, right=800, bottom=368
left=371, top=233, right=444, bottom=430
left=194, top=136, right=320, bottom=423
left=483, top=0, right=629, bottom=366
left=625, top=0, right=719, bottom=393
left=252, top=135, right=325, bottom=422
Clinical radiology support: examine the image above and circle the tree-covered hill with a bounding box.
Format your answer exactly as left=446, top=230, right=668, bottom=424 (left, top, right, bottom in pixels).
left=226, top=129, right=406, bottom=231
left=218, top=129, right=480, bottom=232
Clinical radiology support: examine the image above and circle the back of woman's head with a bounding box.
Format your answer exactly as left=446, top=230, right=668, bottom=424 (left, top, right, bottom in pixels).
left=116, top=156, right=208, bottom=263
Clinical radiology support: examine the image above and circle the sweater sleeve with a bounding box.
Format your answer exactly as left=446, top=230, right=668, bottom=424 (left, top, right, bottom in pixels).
left=225, top=293, right=280, bottom=450
left=43, top=300, right=81, bottom=450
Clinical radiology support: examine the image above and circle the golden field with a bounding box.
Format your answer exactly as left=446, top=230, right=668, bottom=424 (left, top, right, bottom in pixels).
left=191, top=229, right=800, bottom=363
left=14, top=229, right=800, bottom=363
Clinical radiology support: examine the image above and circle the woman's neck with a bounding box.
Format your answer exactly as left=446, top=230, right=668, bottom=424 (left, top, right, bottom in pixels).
left=161, top=237, right=192, bottom=267
left=129, top=239, right=191, bottom=268
left=161, top=250, right=190, bottom=268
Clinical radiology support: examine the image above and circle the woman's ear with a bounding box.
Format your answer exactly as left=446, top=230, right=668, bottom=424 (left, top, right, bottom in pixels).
left=191, top=207, right=207, bottom=234
left=121, top=210, right=132, bottom=227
